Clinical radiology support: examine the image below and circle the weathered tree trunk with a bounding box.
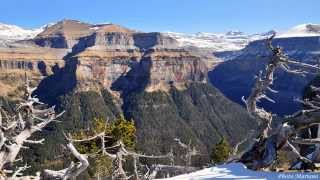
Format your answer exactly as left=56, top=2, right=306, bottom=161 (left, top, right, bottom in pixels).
left=239, top=34, right=320, bottom=170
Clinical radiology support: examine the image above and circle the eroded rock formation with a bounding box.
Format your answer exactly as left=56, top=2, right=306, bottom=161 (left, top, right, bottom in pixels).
left=0, top=19, right=208, bottom=98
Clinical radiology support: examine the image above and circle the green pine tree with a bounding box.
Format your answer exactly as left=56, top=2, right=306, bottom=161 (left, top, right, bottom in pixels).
left=210, top=137, right=232, bottom=164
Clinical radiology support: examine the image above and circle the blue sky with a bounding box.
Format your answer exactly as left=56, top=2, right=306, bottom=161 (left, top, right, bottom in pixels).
left=0, top=0, right=319, bottom=33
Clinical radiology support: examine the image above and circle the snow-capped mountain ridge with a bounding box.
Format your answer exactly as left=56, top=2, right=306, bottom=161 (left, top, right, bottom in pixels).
left=1, top=22, right=319, bottom=51
left=0, top=23, right=43, bottom=41
left=165, top=23, right=320, bottom=52
left=164, top=30, right=276, bottom=52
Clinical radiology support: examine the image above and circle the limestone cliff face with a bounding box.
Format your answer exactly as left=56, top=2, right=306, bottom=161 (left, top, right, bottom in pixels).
left=144, top=49, right=207, bottom=91
left=74, top=47, right=207, bottom=93
left=61, top=22, right=208, bottom=93
left=0, top=20, right=208, bottom=98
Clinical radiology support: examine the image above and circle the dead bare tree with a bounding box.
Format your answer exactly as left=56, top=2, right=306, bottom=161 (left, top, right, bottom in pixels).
left=0, top=77, right=67, bottom=179
left=0, top=77, right=92, bottom=180
left=240, top=33, right=320, bottom=170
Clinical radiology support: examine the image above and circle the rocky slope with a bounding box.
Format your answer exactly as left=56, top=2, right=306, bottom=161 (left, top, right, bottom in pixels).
left=209, top=25, right=320, bottom=115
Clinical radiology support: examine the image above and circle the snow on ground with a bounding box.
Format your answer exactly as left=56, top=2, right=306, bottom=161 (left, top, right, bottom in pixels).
left=158, top=163, right=320, bottom=180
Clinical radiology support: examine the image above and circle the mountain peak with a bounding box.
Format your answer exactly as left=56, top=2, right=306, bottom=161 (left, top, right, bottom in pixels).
left=36, top=19, right=92, bottom=38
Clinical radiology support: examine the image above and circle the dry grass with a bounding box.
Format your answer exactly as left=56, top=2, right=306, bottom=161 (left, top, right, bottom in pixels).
left=0, top=70, right=41, bottom=98
left=0, top=81, right=15, bottom=97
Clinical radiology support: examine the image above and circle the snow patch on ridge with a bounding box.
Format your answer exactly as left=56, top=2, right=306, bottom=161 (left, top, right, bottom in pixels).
left=277, top=24, right=320, bottom=38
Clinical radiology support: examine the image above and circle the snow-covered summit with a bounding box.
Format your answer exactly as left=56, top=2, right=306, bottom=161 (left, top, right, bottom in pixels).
left=277, top=23, right=320, bottom=38
left=164, top=31, right=274, bottom=52
left=0, top=23, right=44, bottom=41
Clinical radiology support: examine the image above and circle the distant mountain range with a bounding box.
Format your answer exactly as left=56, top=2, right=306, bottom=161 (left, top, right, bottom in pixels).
left=164, top=31, right=274, bottom=52
left=165, top=24, right=320, bottom=51
left=1, top=22, right=320, bottom=52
